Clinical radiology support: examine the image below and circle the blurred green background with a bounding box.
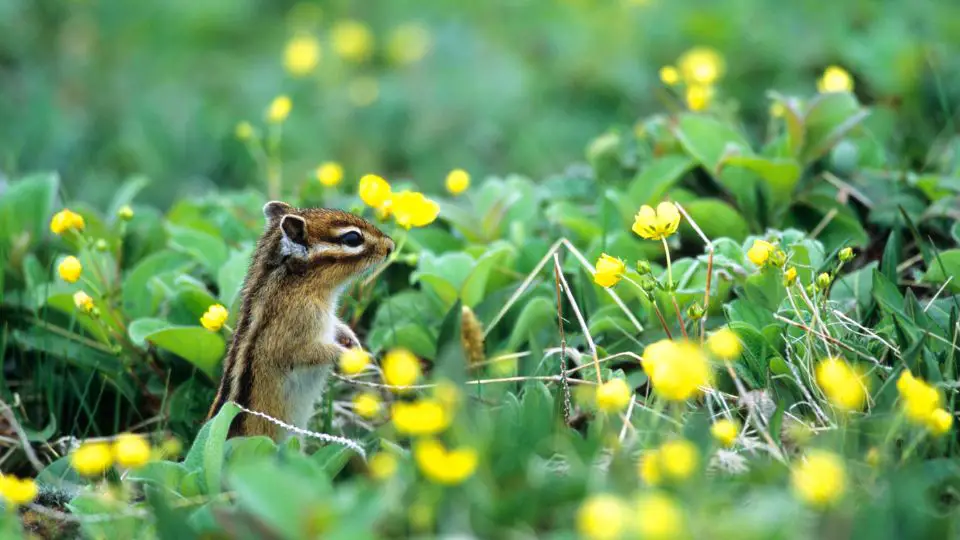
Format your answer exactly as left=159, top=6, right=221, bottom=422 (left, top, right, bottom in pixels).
left=3, top=0, right=959, bottom=208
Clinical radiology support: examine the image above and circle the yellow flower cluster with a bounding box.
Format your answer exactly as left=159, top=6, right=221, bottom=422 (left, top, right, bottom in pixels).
left=382, top=348, right=422, bottom=389
left=283, top=34, right=321, bottom=76
left=595, top=377, right=632, bottom=412
left=706, top=328, right=742, bottom=360
left=338, top=348, right=370, bottom=375
left=641, top=340, right=712, bottom=402
left=50, top=208, right=85, bottom=235
left=817, top=65, right=854, bottom=94
left=746, top=239, right=775, bottom=266
left=386, top=23, right=431, bottom=65
left=200, top=304, right=229, bottom=332
left=392, top=399, right=451, bottom=436
left=331, top=20, right=374, bottom=63
left=358, top=175, right=439, bottom=229
left=576, top=492, right=684, bottom=540
left=593, top=253, right=626, bottom=288
left=639, top=439, right=699, bottom=486
left=352, top=392, right=382, bottom=419
left=632, top=202, right=681, bottom=241
left=70, top=433, right=152, bottom=477
left=897, top=371, right=953, bottom=435
left=710, top=418, right=739, bottom=448
left=316, top=161, right=344, bottom=187
left=413, top=438, right=478, bottom=485
left=0, top=475, right=38, bottom=506
left=58, top=255, right=82, bottom=283
left=368, top=452, right=398, bottom=480
left=659, top=47, right=725, bottom=111
left=445, top=168, right=470, bottom=195
left=815, top=357, right=868, bottom=412
left=791, top=450, right=846, bottom=506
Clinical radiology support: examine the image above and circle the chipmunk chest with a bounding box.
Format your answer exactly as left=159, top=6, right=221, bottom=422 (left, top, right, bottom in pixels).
left=280, top=305, right=338, bottom=430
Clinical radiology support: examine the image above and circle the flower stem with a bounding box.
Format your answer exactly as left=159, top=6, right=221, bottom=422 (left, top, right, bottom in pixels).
left=661, top=236, right=673, bottom=290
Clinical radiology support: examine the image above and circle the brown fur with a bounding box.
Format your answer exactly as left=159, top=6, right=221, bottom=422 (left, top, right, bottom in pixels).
left=207, top=201, right=393, bottom=440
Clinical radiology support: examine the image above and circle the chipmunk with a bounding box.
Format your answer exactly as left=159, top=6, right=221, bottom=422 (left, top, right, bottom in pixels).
left=207, top=201, right=394, bottom=441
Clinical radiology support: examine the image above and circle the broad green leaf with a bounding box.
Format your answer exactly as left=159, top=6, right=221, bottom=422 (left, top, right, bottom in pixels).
left=123, top=251, right=195, bottom=318
left=128, top=318, right=173, bottom=347
left=720, top=155, right=801, bottom=216
left=184, top=402, right=240, bottom=495
left=373, top=323, right=436, bottom=359
left=801, top=92, right=870, bottom=163
left=127, top=461, right=188, bottom=491
left=168, top=225, right=228, bottom=275
left=218, top=247, right=253, bottom=307
left=0, top=172, right=58, bottom=254
left=143, top=326, right=226, bottom=375
left=505, top=295, right=556, bottom=353
left=924, top=249, right=960, bottom=293
left=674, top=114, right=752, bottom=172
left=107, top=175, right=150, bottom=218
left=831, top=261, right=878, bottom=316
left=461, top=246, right=513, bottom=307
left=681, top=199, right=749, bottom=241
left=627, top=155, right=695, bottom=208
left=546, top=201, right=603, bottom=240
left=227, top=459, right=326, bottom=540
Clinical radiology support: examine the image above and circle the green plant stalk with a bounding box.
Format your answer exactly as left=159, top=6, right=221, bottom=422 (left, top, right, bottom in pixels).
left=622, top=275, right=673, bottom=339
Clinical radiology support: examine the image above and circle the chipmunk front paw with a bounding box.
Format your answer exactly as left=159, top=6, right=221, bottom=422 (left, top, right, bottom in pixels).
left=335, top=322, right=362, bottom=349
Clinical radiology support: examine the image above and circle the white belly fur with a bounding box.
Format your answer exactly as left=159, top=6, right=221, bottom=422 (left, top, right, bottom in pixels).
left=282, top=364, right=333, bottom=437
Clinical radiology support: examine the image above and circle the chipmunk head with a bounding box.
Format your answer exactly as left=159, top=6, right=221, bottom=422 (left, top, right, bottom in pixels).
left=263, top=201, right=394, bottom=285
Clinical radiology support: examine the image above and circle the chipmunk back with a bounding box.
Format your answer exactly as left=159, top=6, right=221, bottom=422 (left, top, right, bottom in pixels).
left=207, top=201, right=394, bottom=440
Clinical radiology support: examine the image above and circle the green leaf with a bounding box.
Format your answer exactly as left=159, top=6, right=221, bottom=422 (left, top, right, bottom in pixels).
left=144, top=326, right=226, bottom=376
left=681, top=199, right=749, bottom=241
left=627, top=155, right=695, bottom=208
left=506, top=296, right=556, bottom=353
left=123, top=251, right=195, bottom=318
left=227, top=459, right=326, bottom=540
left=801, top=92, right=870, bottom=163
left=184, top=402, right=240, bottom=495
left=720, top=155, right=801, bottom=216
left=127, top=461, right=188, bottom=492
left=0, top=172, right=58, bottom=255
left=107, top=175, right=150, bottom=218
left=743, top=268, right=786, bottom=312
left=128, top=318, right=173, bottom=348
left=831, top=262, right=878, bottom=316
left=373, top=323, right=436, bottom=359
left=923, top=249, right=960, bottom=293
left=218, top=247, right=253, bottom=307
left=168, top=225, right=229, bottom=275
left=461, top=246, right=512, bottom=308
left=674, top=114, right=752, bottom=172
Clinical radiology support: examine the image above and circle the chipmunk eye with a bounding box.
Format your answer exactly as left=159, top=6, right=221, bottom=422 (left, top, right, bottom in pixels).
left=338, top=231, right=363, bottom=247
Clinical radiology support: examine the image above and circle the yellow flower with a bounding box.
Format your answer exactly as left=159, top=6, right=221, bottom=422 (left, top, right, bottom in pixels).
left=358, top=174, right=392, bottom=208
left=635, top=492, right=684, bottom=540
left=784, top=266, right=798, bottom=285
left=815, top=357, right=868, bottom=412
left=685, top=84, right=713, bottom=111
left=593, top=254, right=626, bottom=288
left=746, top=239, right=775, bottom=266
left=632, top=201, right=681, bottom=241
left=659, top=65, right=680, bottom=86
left=659, top=439, right=698, bottom=480
left=413, top=439, right=478, bottom=485
left=73, top=291, right=94, bottom=313
left=113, top=433, right=151, bottom=469
left=266, top=95, right=292, bottom=124
left=235, top=121, right=254, bottom=141
left=639, top=450, right=661, bottom=486
left=348, top=76, right=380, bottom=107
left=338, top=348, right=370, bottom=375
left=391, top=399, right=451, bottom=436
left=576, top=494, right=626, bottom=540
left=927, top=408, right=953, bottom=436
left=445, top=168, right=470, bottom=195
left=368, top=452, right=398, bottom=480
left=677, top=47, right=725, bottom=85
left=331, top=20, right=374, bottom=63
left=316, top=162, right=344, bottom=187
left=791, top=450, right=846, bottom=506
left=387, top=23, right=431, bottom=65
left=770, top=102, right=786, bottom=118
left=283, top=34, right=321, bottom=76
left=641, top=340, right=712, bottom=402
left=200, top=304, right=229, bottom=332
left=58, top=256, right=82, bottom=283
left=352, top=392, right=381, bottom=419
left=71, top=441, right=114, bottom=477
left=897, top=371, right=942, bottom=424
left=706, top=328, right=741, bottom=360
left=710, top=419, right=739, bottom=448
left=391, top=191, right=440, bottom=229
left=382, top=348, right=421, bottom=388
left=817, top=65, right=854, bottom=93
left=159, top=437, right=183, bottom=460
left=50, top=209, right=85, bottom=235
left=0, top=475, right=38, bottom=506
left=595, top=378, right=632, bottom=412
left=117, top=205, right=135, bottom=221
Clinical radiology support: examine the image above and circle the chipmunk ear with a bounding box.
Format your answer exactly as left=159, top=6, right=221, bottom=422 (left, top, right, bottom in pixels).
left=280, top=214, right=308, bottom=247
left=263, top=201, right=294, bottom=221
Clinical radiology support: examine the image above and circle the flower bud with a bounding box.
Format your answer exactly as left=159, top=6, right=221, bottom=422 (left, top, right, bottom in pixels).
left=838, top=247, right=854, bottom=263
left=639, top=276, right=657, bottom=292
left=95, top=239, right=109, bottom=251
left=816, top=272, right=832, bottom=290
left=769, top=249, right=786, bottom=268
left=686, top=303, right=705, bottom=320
left=636, top=260, right=652, bottom=275
left=117, top=205, right=135, bottom=221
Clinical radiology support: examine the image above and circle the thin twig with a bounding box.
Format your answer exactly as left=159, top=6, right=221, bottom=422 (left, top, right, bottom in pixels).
left=553, top=253, right=573, bottom=424
left=674, top=202, right=714, bottom=343
left=553, top=256, right=602, bottom=384
left=0, top=398, right=45, bottom=473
